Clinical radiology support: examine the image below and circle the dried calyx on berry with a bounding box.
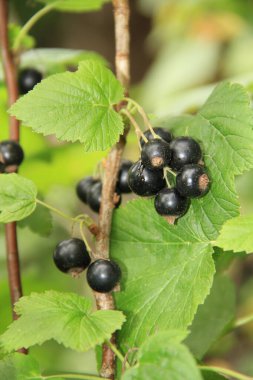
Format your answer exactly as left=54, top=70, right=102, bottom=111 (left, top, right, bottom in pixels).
left=141, top=139, right=171, bottom=170
left=140, top=127, right=173, bottom=147
left=128, top=159, right=166, bottom=196
left=0, top=140, right=24, bottom=169
left=176, top=164, right=210, bottom=198
left=170, top=136, right=202, bottom=171
left=86, top=259, right=121, bottom=293
left=18, top=68, right=43, bottom=95
left=53, top=238, right=91, bottom=275
left=155, top=188, right=189, bottom=224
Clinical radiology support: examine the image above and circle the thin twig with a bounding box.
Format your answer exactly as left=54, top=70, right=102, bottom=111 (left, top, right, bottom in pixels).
left=0, top=0, right=27, bottom=355
left=93, top=1, right=130, bottom=379
left=199, top=365, right=253, bottom=380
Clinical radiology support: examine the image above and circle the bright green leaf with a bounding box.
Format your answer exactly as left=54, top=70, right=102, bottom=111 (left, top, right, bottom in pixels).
left=0, top=174, right=37, bottom=223
left=185, top=275, right=236, bottom=359
left=9, top=24, right=35, bottom=50
left=216, top=214, right=253, bottom=253
left=0, top=291, right=126, bottom=352
left=36, top=0, right=110, bottom=12
left=9, top=60, right=124, bottom=152
left=18, top=201, right=53, bottom=237
left=123, top=331, right=203, bottom=380
left=111, top=199, right=215, bottom=349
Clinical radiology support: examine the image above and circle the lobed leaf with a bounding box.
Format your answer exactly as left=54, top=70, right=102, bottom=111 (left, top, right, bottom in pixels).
left=0, top=291, right=125, bottom=352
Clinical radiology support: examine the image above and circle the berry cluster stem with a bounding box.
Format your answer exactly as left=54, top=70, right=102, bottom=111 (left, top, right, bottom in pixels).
left=0, top=0, right=26, bottom=354
left=121, top=109, right=148, bottom=144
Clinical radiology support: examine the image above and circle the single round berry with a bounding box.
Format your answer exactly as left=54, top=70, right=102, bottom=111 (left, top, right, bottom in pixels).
left=18, top=68, right=43, bottom=95
left=76, top=176, right=98, bottom=204
left=176, top=164, right=210, bottom=198
left=87, top=181, right=121, bottom=213
left=128, top=160, right=166, bottom=196
left=87, top=259, right=121, bottom=293
left=53, top=238, right=91, bottom=274
left=155, top=188, right=189, bottom=221
left=141, top=139, right=171, bottom=170
left=117, top=160, right=133, bottom=193
left=0, top=140, right=24, bottom=166
left=140, top=127, right=173, bottom=147
left=169, top=137, right=202, bottom=171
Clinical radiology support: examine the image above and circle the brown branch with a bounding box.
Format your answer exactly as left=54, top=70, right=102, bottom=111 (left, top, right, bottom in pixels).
left=93, top=1, right=130, bottom=379
left=0, top=0, right=26, bottom=354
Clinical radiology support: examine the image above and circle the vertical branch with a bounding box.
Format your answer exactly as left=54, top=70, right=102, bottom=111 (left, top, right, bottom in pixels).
left=93, top=0, right=130, bottom=379
left=0, top=1, right=25, bottom=352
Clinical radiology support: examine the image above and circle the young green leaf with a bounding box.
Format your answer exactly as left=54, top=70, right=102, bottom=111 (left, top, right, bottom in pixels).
left=9, top=60, right=124, bottom=152
left=122, top=331, right=203, bottom=380
left=18, top=202, right=53, bottom=237
left=0, top=291, right=125, bottom=352
left=111, top=199, right=215, bottom=349
left=0, top=174, right=37, bottom=223
left=36, top=0, right=110, bottom=12
left=216, top=214, right=253, bottom=253
left=185, top=275, right=236, bottom=359
left=9, top=24, right=35, bottom=50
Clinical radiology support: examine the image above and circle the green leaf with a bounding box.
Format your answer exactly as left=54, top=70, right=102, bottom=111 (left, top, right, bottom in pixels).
left=123, top=331, right=203, bottom=380
left=10, top=60, right=124, bottom=152
left=185, top=275, right=236, bottom=359
left=202, top=370, right=227, bottom=380
left=111, top=199, right=215, bottom=349
left=0, top=353, right=64, bottom=380
left=36, top=0, right=110, bottom=12
left=9, top=24, right=35, bottom=50
left=161, top=82, right=253, bottom=240
left=0, top=174, right=37, bottom=223
left=216, top=214, right=253, bottom=253
left=0, top=291, right=126, bottom=352
left=18, top=201, right=53, bottom=237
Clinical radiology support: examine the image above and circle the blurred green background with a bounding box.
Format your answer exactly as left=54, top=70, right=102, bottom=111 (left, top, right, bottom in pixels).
left=2, top=0, right=253, bottom=376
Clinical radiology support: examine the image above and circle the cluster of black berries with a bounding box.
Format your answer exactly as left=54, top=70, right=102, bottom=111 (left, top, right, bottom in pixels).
left=53, top=238, right=121, bottom=293
left=76, top=159, right=133, bottom=213
left=128, top=127, right=210, bottom=223
left=18, top=68, right=42, bottom=95
left=0, top=140, right=24, bottom=172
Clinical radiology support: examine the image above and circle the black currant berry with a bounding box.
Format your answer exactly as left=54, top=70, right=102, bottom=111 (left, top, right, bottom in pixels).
left=53, top=238, right=91, bottom=274
left=176, top=164, right=210, bottom=198
left=117, top=160, right=133, bottom=193
left=169, top=137, right=202, bottom=171
left=0, top=140, right=24, bottom=167
left=18, top=68, right=43, bottom=95
left=87, top=181, right=121, bottom=213
left=141, top=139, right=171, bottom=170
left=87, top=259, right=121, bottom=293
left=155, top=188, right=189, bottom=223
left=128, top=160, right=166, bottom=196
left=76, top=176, right=98, bottom=204
left=140, top=127, right=173, bottom=147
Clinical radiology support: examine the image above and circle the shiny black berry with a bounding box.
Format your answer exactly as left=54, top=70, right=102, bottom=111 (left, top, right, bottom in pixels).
left=176, top=164, right=210, bottom=198
left=141, top=139, right=171, bottom=170
left=87, top=259, right=121, bottom=293
left=128, top=160, right=166, bottom=196
left=155, top=188, right=189, bottom=222
left=18, top=68, right=43, bottom=95
left=76, top=176, right=98, bottom=204
left=87, top=181, right=121, bottom=213
left=140, top=127, right=173, bottom=147
left=0, top=140, right=24, bottom=167
left=170, top=137, right=202, bottom=171
left=117, top=160, right=133, bottom=193
left=53, top=238, right=91, bottom=274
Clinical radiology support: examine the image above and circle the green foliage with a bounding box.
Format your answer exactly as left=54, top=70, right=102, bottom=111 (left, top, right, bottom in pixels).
left=0, top=291, right=125, bottom=352
left=0, top=353, right=64, bottom=380
left=9, top=24, right=35, bottom=50
left=10, top=60, right=124, bottom=152
left=111, top=199, right=215, bottom=349
left=216, top=214, right=253, bottom=253
left=0, top=174, right=37, bottom=223
left=123, top=331, right=203, bottom=380
left=185, top=275, right=236, bottom=359
left=36, top=0, right=110, bottom=12
left=18, top=201, right=53, bottom=237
